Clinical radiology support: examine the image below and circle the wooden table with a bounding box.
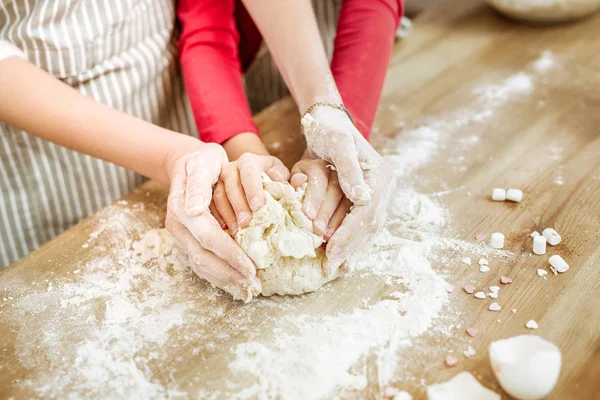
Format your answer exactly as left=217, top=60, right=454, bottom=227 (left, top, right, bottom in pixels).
left=1, top=0, right=599, bottom=398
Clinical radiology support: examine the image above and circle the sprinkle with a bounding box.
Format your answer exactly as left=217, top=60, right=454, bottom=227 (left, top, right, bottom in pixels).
left=550, top=266, right=558, bottom=275
left=478, top=258, right=489, bottom=266
left=526, top=319, right=539, bottom=329
left=537, top=269, right=548, bottom=277
left=445, top=355, right=459, bottom=367
left=500, top=276, right=512, bottom=284
left=444, top=283, right=454, bottom=293
left=464, top=346, right=477, bottom=358
left=474, top=292, right=486, bottom=299
left=512, top=308, right=517, bottom=314
left=476, top=234, right=486, bottom=242
left=73, top=269, right=81, bottom=275
left=466, top=328, right=479, bottom=337
left=463, top=285, right=476, bottom=294
left=479, top=265, right=490, bottom=273
left=530, top=231, right=540, bottom=238
left=489, top=302, right=502, bottom=311
left=489, top=286, right=500, bottom=293
left=489, top=292, right=499, bottom=299
left=461, top=257, right=472, bottom=266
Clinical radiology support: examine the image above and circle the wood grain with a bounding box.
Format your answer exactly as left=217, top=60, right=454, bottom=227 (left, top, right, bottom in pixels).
left=1, top=0, right=599, bottom=398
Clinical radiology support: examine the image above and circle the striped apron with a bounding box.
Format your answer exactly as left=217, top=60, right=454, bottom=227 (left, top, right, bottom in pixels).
left=0, top=0, right=345, bottom=268
left=0, top=0, right=197, bottom=267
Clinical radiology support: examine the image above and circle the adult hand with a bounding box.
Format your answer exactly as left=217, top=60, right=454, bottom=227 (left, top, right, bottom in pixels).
left=210, top=153, right=290, bottom=235
left=301, top=107, right=393, bottom=272
left=289, top=158, right=352, bottom=242
left=165, top=144, right=261, bottom=302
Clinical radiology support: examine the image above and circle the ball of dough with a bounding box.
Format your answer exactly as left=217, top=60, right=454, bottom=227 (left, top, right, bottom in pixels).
left=489, top=334, right=561, bottom=400
left=235, top=174, right=341, bottom=296
left=487, top=0, right=600, bottom=23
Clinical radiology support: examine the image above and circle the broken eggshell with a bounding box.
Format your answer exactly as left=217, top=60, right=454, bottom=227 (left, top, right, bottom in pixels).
left=427, top=371, right=500, bottom=400
left=489, top=335, right=561, bottom=400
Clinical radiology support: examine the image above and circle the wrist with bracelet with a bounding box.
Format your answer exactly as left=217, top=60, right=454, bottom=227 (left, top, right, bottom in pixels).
left=302, top=101, right=353, bottom=124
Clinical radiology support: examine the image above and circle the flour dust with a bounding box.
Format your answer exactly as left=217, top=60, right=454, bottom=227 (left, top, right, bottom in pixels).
left=0, top=52, right=554, bottom=399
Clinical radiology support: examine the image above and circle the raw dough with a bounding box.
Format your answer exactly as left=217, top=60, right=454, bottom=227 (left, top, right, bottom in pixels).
left=235, top=174, right=341, bottom=296
left=427, top=372, right=500, bottom=400
left=487, top=0, right=600, bottom=23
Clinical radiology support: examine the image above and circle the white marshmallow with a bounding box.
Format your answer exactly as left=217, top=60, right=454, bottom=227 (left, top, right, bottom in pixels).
left=489, top=335, right=561, bottom=400
left=549, top=255, right=569, bottom=273
left=533, top=236, right=547, bottom=255
left=491, top=232, right=505, bottom=249
left=542, top=228, right=561, bottom=246
left=506, top=188, right=523, bottom=202
left=492, top=188, right=506, bottom=201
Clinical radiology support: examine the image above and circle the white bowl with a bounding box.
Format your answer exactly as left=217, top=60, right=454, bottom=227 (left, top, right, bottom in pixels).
left=487, top=0, right=600, bottom=23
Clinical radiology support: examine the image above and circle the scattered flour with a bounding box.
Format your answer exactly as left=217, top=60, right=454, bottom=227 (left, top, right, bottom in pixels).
left=475, top=72, right=533, bottom=103
left=533, top=50, right=556, bottom=73
left=1, top=62, right=544, bottom=399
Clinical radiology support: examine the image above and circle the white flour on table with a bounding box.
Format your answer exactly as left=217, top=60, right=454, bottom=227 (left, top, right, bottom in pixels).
left=0, top=55, right=554, bottom=399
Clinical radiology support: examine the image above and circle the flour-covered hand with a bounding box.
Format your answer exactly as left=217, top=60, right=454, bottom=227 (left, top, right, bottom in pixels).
left=165, top=144, right=261, bottom=302
left=212, top=153, right=290, bottom=235
left=290, top=158, right=351, bottom=240
left=301, top=107, right=381, bottom=205
left=301, top=107, right=393, bottom=272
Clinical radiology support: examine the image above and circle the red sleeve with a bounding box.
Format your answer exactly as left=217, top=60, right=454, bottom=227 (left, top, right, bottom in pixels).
left=177, top=0, right=259, bottom=144
left=331, top=0, right=404, bottom=140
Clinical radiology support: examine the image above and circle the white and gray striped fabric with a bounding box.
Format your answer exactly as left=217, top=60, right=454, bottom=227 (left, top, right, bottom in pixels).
left=0, top=0, right=342, bottom=268
left=0, top=0, right=198, bottom=268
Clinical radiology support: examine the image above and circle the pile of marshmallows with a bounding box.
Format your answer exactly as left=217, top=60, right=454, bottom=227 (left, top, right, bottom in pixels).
left=490, top=188, right=569, bottom=274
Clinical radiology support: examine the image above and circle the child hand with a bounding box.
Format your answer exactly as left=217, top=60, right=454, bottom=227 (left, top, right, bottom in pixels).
left=210, top=153, right=290, bottom=235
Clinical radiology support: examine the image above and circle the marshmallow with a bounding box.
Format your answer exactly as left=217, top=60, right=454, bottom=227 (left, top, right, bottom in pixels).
left=549, top=255, right=569, bottom=273
left=492, top=188, right=507, bottom=201
left=491, top=232, right=505, bottom=249
left=533, top=236, right=547, bottom=255
left=542, top=228, right=561, bottom=246
left=506, top=188, right=523, bottom=202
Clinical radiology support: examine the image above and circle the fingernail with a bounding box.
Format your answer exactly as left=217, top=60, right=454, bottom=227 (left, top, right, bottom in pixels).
left=351, top=185, right=371, bottom=203
left=238, top=212, right=251, bottom=226
left=250, top=197, right=262, bottom=211
left=315, top=220, right=327, bottom=235
left=305, top=204, right=317, bottom=220
left=326, top=227, right=335, bottom=237
left=269, top=169, right=284, bottom=182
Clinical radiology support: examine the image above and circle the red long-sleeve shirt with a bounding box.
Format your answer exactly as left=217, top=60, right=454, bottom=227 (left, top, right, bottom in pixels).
left=178, top=0, right=403, bottom=144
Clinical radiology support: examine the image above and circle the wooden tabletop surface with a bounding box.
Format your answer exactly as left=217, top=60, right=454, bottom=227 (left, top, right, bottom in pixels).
left=1, top=0, right=599, bottom=398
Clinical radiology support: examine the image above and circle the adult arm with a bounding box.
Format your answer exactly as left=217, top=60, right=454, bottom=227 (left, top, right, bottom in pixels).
left=0, top=54, right=201, bottom=184
left=332, top=0, right=403, bottom=139
left=0, top=48, right=260, bottom=301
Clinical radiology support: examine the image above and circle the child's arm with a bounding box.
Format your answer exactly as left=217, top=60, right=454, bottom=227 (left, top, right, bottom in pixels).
left=177, top=0, right=269, bottom=160
left=332, top=0, right=403, bottom=139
